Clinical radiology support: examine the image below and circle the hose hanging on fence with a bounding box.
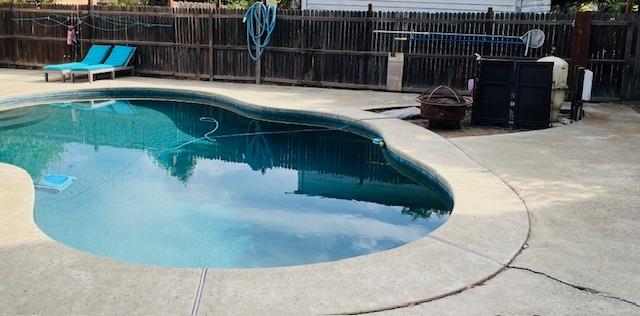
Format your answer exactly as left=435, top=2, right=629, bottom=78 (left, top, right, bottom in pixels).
left=243, top=1, right=277, bottom=61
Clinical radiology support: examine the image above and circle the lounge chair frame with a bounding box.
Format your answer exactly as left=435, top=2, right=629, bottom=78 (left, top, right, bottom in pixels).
left=44, top=69, right=71, bottom=82
left=71, top=47, right=137, bottom=83
left=43, top=45, right=113, bottom=82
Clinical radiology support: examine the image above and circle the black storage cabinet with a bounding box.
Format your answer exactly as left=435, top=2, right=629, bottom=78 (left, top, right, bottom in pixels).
left=472, top=59, right=553, bottom=129
left=472, top=60, right=513, bottom=127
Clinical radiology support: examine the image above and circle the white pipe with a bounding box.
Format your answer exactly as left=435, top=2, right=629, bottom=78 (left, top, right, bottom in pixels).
left=582, top=70, right=593, bottom=101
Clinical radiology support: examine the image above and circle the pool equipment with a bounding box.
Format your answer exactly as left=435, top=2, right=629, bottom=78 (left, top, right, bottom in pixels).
left=35, top=174, right=76, bottom=192
left=372, top=137, right=385, bottom=148
left=569, top=67, right=591, bottom=122
left=243, top=1, right=277, bottom=61
left=582, top=69, right=593, bottom=102
left=472, top=59, right=553, bottom=129
left=374, top=29, right=545, bottom=56
left=537, top=56, right=569, bottom=122
left=148, top=116, right=220, bottom=154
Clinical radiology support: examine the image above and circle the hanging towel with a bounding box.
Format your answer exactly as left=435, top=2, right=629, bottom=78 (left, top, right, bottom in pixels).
left=67, top=26, right=77, bottom=46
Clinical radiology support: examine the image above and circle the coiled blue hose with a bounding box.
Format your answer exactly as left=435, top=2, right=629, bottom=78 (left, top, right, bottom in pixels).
left=243, top=2, right=277, bottom=61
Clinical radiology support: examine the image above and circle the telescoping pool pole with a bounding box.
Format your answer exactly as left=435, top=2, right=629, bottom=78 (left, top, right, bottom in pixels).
left=373, top=29, right=546, bottom=56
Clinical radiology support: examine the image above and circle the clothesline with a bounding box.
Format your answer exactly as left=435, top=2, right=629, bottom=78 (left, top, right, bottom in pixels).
left=11, top=14, right=172, bottom=31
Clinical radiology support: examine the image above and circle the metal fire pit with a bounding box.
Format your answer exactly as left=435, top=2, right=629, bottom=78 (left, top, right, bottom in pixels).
left=416, top=85, right=472, bottom=128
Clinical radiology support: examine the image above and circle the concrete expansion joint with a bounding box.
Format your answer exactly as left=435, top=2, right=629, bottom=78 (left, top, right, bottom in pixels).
left=507, top=265, right=640, bottom=309
left=426, top=234, right=505, bottom=266
left=190, top=268, right=208, bottom=316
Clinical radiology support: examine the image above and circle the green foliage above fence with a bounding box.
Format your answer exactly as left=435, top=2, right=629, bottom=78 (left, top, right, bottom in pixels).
left=552, top=0, right=639, bottom=13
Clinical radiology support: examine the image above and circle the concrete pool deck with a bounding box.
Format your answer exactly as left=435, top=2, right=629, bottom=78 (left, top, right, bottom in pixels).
left=0, top=69, right=638, bottom=315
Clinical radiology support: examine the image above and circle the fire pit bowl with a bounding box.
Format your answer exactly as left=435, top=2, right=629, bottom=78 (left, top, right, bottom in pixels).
left=416, top=85, right=472, bottom=128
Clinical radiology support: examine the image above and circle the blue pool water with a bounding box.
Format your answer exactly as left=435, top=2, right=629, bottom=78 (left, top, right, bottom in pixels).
left=0, top=99, right=452, bottom=268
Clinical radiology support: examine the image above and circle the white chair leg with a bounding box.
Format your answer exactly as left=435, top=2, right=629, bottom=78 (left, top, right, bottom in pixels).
left=89, top=72, right=93, bottom=83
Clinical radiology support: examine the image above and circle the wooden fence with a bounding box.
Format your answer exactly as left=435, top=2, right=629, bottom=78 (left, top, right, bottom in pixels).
left=1, top=3, right=639, bottom=100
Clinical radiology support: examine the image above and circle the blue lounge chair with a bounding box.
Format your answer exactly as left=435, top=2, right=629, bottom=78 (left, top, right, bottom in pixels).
left=43, top=45, right=111, bottom=82
left=70, top=46, right=136, bottom=83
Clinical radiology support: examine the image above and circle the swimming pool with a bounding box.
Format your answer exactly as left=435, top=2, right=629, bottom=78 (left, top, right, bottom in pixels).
left=0, top=97, right=452, bottom=268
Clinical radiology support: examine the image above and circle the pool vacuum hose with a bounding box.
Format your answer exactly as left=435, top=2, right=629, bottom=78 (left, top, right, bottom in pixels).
left=243, top=1, right=277, bottom=61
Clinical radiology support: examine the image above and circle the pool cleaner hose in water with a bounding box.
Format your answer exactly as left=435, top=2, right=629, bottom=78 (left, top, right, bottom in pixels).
left=243, top=1, right=277, bottom=61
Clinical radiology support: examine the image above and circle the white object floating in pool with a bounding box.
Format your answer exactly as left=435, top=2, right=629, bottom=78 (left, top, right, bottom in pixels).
left=372, top=138, right=386, bottom=148
left=34, top=174, right=76, bottom=192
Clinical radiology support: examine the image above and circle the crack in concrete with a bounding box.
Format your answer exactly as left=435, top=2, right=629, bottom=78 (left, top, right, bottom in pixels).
left=336, top=136, right=637, bottom=315
left=508, top=265, right=640, bottom=309
left=448, top=139, right=640, bottom=310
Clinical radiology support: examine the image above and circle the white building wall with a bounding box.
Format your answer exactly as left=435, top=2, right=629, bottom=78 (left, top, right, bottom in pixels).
left=301, top=0, right=551, bottom=13
left=520, top=0, right=551, bottom=12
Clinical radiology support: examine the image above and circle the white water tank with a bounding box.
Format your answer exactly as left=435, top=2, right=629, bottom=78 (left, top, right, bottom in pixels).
left=538, top=56, right=569, bottom=122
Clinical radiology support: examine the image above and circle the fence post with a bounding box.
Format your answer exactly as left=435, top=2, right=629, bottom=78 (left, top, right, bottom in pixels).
left=569, top=11, right=591, bottom=88
left=74, top=5, right=81, bottom=62
left=9, top=0, right=17, bottom=66
left=621, top=14, right=635, bottom=99
left=483, top=7, right=494, bottom=57
left=87, top=0, right=94, bottom=46
left=626, top=0, right=634, bottom=13
left=363, top=4, right=373, bottom=86
left=173, top=6, right=178, bottom=76
left=255, top=4, right=263, bottom=84
left=209, top=9, right=214, bottom=82
left=299, top=9, right=306, bottom=81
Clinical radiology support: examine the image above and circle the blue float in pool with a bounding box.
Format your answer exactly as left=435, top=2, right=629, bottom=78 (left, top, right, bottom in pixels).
left=35, top=174, right=75, bottom=192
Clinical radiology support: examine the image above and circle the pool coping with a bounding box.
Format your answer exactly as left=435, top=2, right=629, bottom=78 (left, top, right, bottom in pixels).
left=0, top=85, right=529, bottom=315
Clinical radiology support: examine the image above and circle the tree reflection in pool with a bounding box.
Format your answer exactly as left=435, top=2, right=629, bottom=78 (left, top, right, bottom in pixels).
left=0, top=99, right=452, bottom=268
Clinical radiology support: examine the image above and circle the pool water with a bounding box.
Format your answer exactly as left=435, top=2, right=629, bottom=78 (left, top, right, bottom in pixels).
left=0, top=99, right=452, bottom=268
